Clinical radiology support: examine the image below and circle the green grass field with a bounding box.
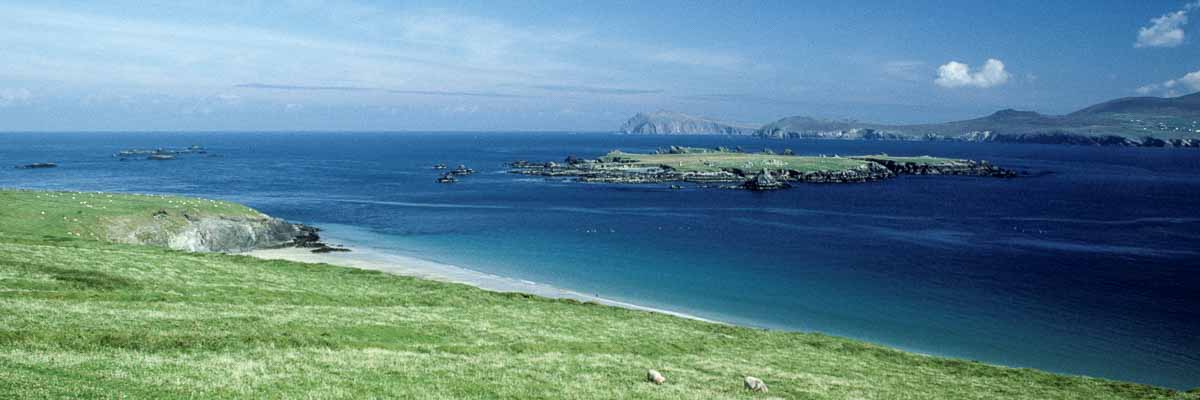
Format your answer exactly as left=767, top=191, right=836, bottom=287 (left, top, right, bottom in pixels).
left=1, top=189, right=1196, bottom=399
left=0, top=190, right=262, bottom=242
left=602, top=150, right=876, bottom=173
left=853, top=155, right=973, bottom=165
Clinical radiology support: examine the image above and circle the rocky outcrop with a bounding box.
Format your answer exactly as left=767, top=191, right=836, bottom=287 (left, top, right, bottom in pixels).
left=743, top=170, right=790, bottom=191
left=788, top=162, right=896, bottom=183
left=853, top=157, right=1017, bottom=178
left=106, top=213, right=332, bottom=253
left=621, top=111, right=757, bottom=135
left=164, top=217, right=301, bottom=252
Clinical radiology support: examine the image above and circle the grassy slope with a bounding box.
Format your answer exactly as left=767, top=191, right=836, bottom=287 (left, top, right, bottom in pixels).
left=0, top=190, right=262, bottom=242
left=853, top=155, right=974, bottom=167
left=0, top=190, right=1195, bottom=399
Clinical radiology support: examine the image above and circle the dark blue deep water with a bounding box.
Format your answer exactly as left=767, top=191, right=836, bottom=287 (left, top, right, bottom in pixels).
left=2, top=132, right=1198, bottom=389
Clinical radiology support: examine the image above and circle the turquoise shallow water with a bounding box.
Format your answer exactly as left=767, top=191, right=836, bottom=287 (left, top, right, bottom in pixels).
left=2, top=132, right=1198, bottom=388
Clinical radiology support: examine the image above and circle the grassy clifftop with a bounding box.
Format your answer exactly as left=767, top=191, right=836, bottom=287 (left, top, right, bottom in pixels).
left=0, top=190, right=263, bottom=242
left=0, top=190, right=1195, bottom=399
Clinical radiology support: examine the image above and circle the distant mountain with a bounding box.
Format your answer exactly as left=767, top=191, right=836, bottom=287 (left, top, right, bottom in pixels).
left=758, top=92, right=1200, bottom=147
left=1069, top=91, right=1200, bottom=117
left=620, top=111, right=757, bottom=135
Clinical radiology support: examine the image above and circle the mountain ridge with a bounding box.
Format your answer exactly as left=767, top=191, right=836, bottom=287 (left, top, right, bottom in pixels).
left=622, top=92, right=1200, bottom=147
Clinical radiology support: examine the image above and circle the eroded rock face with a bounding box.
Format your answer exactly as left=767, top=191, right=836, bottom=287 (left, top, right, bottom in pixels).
left=107, top=215, right=310, bottom=253
left=166, top=217, right=301, bottom=252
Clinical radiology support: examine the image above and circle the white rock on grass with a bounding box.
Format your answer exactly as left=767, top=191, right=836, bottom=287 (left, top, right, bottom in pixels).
left=743, top=376, right=768, bottom=393
left=646, top=369, right=666, bottom=385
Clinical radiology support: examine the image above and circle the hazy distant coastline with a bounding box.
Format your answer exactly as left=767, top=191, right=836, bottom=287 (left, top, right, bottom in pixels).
left=622, top=92, right=1200, bottom=147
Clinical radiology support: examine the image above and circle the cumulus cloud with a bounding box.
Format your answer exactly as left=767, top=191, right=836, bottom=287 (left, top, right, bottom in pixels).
left=1135, top=2, right=1200, bottom=48
left=1137, top=10, right=1188, bottom=47
left=934, top=59, right=1010, bottom=88
left=0, top=88, right=32, bottom=107
left=1135, top=69, right=1200, bottom=96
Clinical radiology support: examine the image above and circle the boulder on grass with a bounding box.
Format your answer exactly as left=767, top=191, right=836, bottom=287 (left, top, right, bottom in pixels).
left=744, top=376, right=768, bottom=393
left=646, top=369, right=666, bottom=385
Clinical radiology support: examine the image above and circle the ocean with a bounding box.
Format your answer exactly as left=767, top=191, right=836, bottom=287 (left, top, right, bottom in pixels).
left=2, top=131, right=1197, bottom=389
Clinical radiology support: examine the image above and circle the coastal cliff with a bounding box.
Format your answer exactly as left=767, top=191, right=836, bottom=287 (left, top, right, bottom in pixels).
left=0, top=190, right=322, bottom=253
left=105, top=213, right=310, bottom=253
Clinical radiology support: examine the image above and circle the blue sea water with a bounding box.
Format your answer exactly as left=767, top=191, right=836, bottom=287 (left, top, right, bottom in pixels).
left=2, top=132, right=1198, bottom=389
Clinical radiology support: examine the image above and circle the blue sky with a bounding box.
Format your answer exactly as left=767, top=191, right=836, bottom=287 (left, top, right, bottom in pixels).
left=1, top=0, right=1198, bottom=131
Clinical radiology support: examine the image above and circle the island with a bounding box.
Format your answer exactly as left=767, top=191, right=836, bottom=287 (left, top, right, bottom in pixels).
left=621, top=110, right=758, bottom=135
left=510, top=147, right=1016, bottom=190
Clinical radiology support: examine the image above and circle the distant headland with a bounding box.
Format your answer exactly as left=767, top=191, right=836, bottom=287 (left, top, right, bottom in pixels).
left=622, top=92, right=1200, bottom=147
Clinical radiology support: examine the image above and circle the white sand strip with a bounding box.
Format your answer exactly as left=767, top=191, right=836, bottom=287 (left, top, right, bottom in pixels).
left=244, top=245, right=718, bottom=324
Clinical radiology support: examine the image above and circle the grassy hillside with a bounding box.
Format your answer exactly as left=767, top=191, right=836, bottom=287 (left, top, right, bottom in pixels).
left=603, top=150, right=880, bottom=173
left=0, top=190, right=1195, bottom=399
left=758, top=92, right=1200, bottom=143
left=0, top=190, right=263, bottom=242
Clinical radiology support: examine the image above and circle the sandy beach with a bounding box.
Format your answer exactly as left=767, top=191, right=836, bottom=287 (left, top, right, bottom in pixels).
left=244, top=245, right=718, bottom=324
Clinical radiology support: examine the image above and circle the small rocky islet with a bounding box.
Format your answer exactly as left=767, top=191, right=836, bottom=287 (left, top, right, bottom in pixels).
left=115, top=145, right=210, bottom=161
left=14, top=162, right=58, bottom=169
left=435, top=163, right=475, bottom=183
left=510, top=146, right=1018, bottom=191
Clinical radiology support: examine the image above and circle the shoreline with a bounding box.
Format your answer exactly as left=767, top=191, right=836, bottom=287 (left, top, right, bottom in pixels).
left=244, top=244, right=720, bottom=324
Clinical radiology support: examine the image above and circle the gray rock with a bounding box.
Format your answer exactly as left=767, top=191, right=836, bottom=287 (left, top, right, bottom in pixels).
left=166, top=216, right=300, bottom=252
left=743, top=376, right=768, bottom=393
left=107, top=215, right=307, bottom=253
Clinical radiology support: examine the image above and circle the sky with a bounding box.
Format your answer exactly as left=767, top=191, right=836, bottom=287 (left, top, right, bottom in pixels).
left=0, top=0, right=1198, bottom=131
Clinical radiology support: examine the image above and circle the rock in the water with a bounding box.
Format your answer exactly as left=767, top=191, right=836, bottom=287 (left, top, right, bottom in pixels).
left=743, top=169, right=790, bottom=191
left=15, top=162, right=57, bottom=169
left=744, top=376, right=768, bottom=393
left=646, top=369, right=666, bottom=385
left=311, top=245, right=351, bottom=253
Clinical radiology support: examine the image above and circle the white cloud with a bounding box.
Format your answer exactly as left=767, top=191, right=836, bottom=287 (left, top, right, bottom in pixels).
left=1135, top=2, right=1200, bottom=48
left=1183, top=70, right=1200, bottom=89
left=0, top=88, right=32, bottom=106
left=1136, top=10, right=1188, bottom=48
left=1135, top=69, right=1200, bottom=97
left=934, top=59, right=1010, bottom=88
